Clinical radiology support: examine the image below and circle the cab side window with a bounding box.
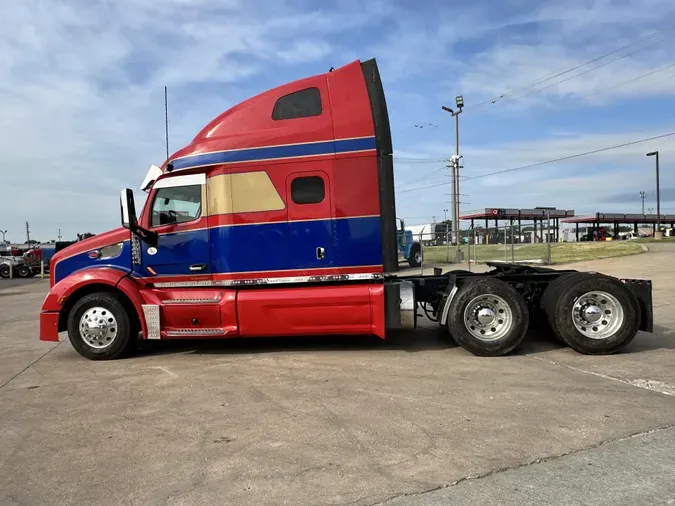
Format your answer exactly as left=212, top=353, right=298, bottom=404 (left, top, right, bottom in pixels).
left=291, top=176, right=325, bottom=205
left=272, top=88, right=322, bottom=120
left=151, top=185, right=202, bottom=227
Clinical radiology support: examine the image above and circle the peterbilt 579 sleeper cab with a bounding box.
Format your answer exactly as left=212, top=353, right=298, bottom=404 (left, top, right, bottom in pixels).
left=39, top=58, right=653, bottom=360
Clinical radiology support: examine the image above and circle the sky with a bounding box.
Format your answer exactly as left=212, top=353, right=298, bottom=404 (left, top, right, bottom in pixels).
left=1, top=0, right=675, bottom=242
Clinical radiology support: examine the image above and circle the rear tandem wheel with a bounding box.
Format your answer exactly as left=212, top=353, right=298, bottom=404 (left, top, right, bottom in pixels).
left=541, top=273, right=641, bottom=354
left=447, top=277, right=529, bottom=357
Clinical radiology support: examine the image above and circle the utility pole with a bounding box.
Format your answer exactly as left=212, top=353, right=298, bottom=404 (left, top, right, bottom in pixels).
left=442, top=95, right=464, bottom=262
left=639, top=191, right=646, bottom=215
left=58, top=228, right=62, bottom=241
left=646, top=151, right=661, bottom=235
left=0, top=230, right=6, bottom=244
left=25, top=221, right=30, bottom=244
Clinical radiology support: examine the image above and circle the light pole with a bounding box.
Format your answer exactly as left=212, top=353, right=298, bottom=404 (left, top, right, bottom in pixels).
left=442, top=95, right=464, bottom=260
left=646, top=151, right=661, bottom=234
left=639, top=191, right=646, bottom=214
left=0, top=230, right=6, bottom=244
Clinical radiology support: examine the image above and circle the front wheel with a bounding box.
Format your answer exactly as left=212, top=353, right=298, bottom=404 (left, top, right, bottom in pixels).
left=447, top=278, right=529, bottom=356
left=408, top=244, right=422, bottom=268
left=66, top=293, right=132, bottom=360
left=0, top=265, right=9, bottom=278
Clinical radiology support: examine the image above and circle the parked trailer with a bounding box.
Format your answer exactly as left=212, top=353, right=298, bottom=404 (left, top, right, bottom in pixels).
left=39, top=58, right=653, bottom=360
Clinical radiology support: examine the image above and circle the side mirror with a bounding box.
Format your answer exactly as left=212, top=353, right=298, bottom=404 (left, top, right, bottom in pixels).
left=120, top=189, right=138, bottom=231
left=119, top=188, right=158, bottom=247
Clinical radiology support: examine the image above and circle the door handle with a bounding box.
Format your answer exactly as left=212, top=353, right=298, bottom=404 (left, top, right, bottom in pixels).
left=316, top=247, right=326, bottom=260
left=189, top=264, right=207, bottom=272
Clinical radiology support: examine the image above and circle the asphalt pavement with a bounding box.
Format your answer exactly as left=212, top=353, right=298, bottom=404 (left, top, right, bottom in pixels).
left=0, top=245, right=673, bottom=505
left=386, top=426, right=675, bottom=506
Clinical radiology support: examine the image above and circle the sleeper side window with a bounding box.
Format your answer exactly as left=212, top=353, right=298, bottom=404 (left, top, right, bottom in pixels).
left=151, top=185, right=202, bottom=227
left=291, top=176, right=325, bottom=205
left=272, top=88, right=322, bottom=120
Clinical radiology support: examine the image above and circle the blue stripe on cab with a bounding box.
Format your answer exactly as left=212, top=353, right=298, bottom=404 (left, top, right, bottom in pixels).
left=210, top=222, right=290, bottom=274
left=335, top=137, right=377, bottom=153
left=209, top=216, right=381, bottom=274
left=333, top=216, right=382, bottom=267
left=54, top=242, right=132, bottom=284
left=171, top=137, right=376, bottom=170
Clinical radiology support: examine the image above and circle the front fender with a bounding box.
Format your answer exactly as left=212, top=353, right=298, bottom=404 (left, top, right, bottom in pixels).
left=42, top=267, right=129, bottom=312
left=40, top=267, right=147, bottom=341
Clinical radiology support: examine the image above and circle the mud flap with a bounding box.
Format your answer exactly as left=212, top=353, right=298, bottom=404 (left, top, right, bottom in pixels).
left=621, top=279, right=653, bottom=333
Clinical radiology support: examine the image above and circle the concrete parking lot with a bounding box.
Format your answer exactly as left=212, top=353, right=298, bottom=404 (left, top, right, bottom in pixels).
left=1, top=244, right=674, bottom=505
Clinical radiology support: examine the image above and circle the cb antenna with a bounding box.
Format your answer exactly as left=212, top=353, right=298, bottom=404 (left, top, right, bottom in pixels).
left=164, top=86, right=169, bottom=161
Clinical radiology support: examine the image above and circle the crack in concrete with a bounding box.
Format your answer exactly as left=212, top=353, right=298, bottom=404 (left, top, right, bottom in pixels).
left=526, top=354, right=675, bottom=397
left=369, top=422, right=675, bottom=506
left=0, top=340, right=64, bottom=390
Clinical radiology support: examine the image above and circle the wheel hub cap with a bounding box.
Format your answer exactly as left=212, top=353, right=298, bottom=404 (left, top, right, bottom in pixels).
left=463, top=295, right=513, bottom=342
left=583, top=305, right=602, bottom=323
left=476, top=307, right=496, bottom=325
left=79, top=307, right=118, bottom=349
left=572, top=291, right=625, bottom=340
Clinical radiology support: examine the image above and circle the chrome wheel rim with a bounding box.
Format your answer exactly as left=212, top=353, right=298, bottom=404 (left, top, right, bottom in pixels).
left=572, top=291, right=624, bottom=339
left=79, top=307, right=118, bottom=349
left=463, top=294, right=513, bottom=341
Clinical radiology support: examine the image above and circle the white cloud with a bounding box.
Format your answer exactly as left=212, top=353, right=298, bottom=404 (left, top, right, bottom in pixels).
left=277, top=41, right=333, bottom=64
left=0, top=0, right=378, bottom=241
left=1, top=0, right=674, bottom=242
left=394, top=126, right=675, bottom=221
left=458, top=0, right=675, bottom=109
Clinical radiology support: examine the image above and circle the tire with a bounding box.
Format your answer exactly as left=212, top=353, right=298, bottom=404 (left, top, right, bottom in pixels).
left=447, top=277, right=529, bottom=356
left=408, top=244, right=422, bottom=268
left=546, top=274, right=640, bottom=355
left=16, top=266, right=30, bottom=278
left=66, top=293, right=132, bottom=360
left=540, top=272, right=593, bottom=343
left=0, top=265, right=9, bottom=279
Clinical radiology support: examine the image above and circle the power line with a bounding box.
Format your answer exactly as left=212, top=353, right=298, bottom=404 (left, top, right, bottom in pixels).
left=582, top=61, right=675, bottom=99
left=395, top=165, right=449, bottom=189
left=473, top=24, right=675, bottom=109
left=391, top=155, right=449, bottom=163
left=395, top=132, right=675, bottom=194
left=500, top=33, right=675, bottom=105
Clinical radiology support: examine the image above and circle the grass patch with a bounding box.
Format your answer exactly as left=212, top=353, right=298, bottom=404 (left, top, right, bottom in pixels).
left=422, top=241, right=644, bottom=265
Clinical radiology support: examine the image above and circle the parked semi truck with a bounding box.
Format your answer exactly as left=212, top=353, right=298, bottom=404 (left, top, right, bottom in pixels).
left=39, top=58, right=653, bottom=360
left=0, top=245, right=59, bottom=279
left=397, top=218, right=422, bottom=267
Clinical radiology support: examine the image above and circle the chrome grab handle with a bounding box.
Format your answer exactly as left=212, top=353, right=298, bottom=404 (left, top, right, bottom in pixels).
left=316, top=247, right=326, bottom=260
left=189, top=264, right=207, bottom=271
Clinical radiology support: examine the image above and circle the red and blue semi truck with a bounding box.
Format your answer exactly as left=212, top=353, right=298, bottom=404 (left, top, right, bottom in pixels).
left=39, top=59, right=653, bottom=360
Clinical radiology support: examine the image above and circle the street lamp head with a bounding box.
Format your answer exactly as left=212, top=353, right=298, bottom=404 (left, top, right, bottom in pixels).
left=646, top=151, right=658, bottom=157
left=441, top=105, right=454, bottom=114
left=455, top=95, right=464, bottom=108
